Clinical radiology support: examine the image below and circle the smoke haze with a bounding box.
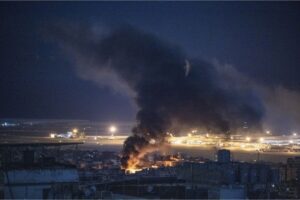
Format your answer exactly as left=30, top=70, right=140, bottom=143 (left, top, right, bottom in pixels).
left=52, top=24, right=264, bottom=168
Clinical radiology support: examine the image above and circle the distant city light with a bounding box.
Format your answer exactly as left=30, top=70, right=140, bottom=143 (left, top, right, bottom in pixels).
left=109, top=125, right=117, bottom=133
left=149, top=139, right=156, bottom=144
left=246, top=137, right=251, bottom=142
left=266, top=130, right=271, bottom=134
left=72, top=128, right=78, bottom=133
left=187, top=133, right=192, bottom=137
left=289, top=140, right=294, bottom=144
left=167, top=132, right=174, bottom=137
left=50, top=133, right=56, bottom=138
left=293, top=132, right=297, bottom=136
left=259, top=137, right=264, bottom=143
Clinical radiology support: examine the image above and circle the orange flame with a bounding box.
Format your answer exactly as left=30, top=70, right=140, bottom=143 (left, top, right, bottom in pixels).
left=122, top=143, right=181, bottom=174
left=124, top=155, right=143, bottom=174
left=123, top=145, right=159, bottom=174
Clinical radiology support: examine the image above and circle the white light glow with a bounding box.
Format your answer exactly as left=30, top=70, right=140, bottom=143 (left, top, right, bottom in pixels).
left=109, top=125, right=117, bottom=133
left=293, top=132, right=297, bottom=136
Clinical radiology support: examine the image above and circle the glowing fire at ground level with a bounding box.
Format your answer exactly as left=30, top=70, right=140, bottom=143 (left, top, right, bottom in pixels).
left=121, top=132, right=300, bottom=173
left=123, top=159, right=180, bottom=174
left=123, top=152, right=182, bottom=174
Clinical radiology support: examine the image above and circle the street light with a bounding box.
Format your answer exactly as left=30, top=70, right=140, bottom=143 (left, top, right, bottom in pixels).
left=109, top=125, right=117, bottom=134
left=259, top=137, right=264, bottom=143
left=246, top=137, right=251, bottom=142
left=293, top=132, right=297, bottom=137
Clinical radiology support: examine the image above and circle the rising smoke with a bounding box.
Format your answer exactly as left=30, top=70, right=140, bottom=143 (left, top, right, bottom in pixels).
left=52, top=24, right=264, bottom=169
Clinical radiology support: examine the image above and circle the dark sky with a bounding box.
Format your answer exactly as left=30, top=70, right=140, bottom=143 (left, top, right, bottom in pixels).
left=1, top=2, right=300, bottom=123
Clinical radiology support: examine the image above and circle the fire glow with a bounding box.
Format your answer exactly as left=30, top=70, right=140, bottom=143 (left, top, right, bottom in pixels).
left=121, top=131, right=300, bottom=173
left=123, top=150, right=182, bottom=174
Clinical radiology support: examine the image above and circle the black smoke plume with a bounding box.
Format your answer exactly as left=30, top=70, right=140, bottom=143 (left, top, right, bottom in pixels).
left=52, top=25, right=264, bottom=168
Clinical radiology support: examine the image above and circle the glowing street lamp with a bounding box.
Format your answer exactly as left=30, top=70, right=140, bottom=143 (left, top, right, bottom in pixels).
left=293, top=132, right=297, bottom=137
left=73, top=128, right=78, bottom=134
left=246, top=137, right=251, bottom=142
left=109, top=125, right=117, bottom=134
left=259, top=137, right=264, bottom=143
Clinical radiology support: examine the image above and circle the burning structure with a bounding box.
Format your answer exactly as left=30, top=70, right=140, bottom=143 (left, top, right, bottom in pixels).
left=54, top=25, right=264, bottom=172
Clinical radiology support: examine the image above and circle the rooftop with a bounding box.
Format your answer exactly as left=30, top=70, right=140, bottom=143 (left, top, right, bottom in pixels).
left=0, top=141, right=83, bottom=148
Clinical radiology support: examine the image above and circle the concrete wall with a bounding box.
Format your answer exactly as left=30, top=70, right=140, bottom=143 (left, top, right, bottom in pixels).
left=208, top=186, right=245, bottom=199
left=4, top=168, right=78, bottom=184
left=3, top=168, right=79, bottom=199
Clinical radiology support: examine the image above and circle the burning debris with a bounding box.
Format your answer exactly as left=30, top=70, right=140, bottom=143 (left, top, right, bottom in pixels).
left=122, top=150, right=183, bottom=174
left=53, top=24, right=264, bottom=172
left=121, top=135, right=158, bottom=173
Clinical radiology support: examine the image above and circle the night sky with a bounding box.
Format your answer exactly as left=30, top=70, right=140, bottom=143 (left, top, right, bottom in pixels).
left=1, top=2, right=300, bottom=131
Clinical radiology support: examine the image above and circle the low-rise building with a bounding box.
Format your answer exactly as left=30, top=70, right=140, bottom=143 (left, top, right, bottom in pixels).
left=2, top=163, right=79, bottom=199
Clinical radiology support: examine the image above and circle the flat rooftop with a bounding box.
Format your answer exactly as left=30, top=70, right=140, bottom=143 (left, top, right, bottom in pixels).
left=0, top=141, right=83, bottom=148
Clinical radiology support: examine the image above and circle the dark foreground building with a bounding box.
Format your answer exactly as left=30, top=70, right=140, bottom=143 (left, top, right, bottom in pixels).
left=0, top=143, right=81, bottom=199
left=2, top=145, right=300, bottom=199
